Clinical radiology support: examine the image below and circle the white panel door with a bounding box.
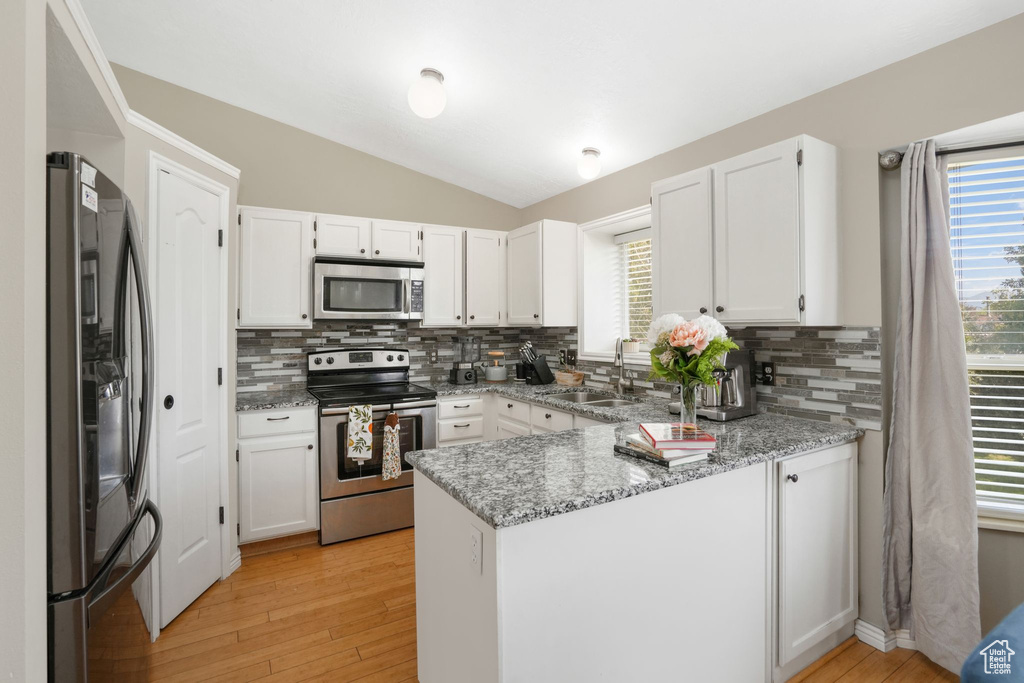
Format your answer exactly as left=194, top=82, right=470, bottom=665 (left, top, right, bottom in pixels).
left=651, top=167, right=713, bottom=319
left=316, top=213, right=371, bottom=258
left=155, top=169, right=224, bottom=628
left=238, top=435, right=318, bottom=542
left=466, top=229, right=505, bottom=327
left=777, top=442, right=858, bottom=665
left=372, top=219, right=422, bottom=261
left=713, top=138, right=802, bottom=323
left=506, top=222, right=543, bottom=325
left=239, top=207, right=313, bottom=328
left=422, top=226, right=464, bottom=326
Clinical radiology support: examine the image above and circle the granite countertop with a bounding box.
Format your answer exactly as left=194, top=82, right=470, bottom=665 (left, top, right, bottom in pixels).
left=236, top=387, right=319, bottom=411
left=406, top=406, right=862, bottom=529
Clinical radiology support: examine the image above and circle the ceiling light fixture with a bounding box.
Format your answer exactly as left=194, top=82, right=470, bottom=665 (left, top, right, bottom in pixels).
left=577, top=147, right=601, bottom=180
left=408, top=68, right=446, bottom=119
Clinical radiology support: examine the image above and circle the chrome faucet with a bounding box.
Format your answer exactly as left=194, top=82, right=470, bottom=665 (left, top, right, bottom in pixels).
left=614, top=337, right=635, bottom=394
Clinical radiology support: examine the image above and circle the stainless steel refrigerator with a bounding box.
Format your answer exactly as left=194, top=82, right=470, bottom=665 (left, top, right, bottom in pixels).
left=46, top=152, right=162, bottom=682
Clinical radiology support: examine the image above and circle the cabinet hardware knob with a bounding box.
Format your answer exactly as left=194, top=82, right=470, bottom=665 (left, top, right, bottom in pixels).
left=308, top=444, right=314, bottom=450
left=545, top=413, right=552, bottom=419
left=716, top=306, right=725, bottom=313
left=360, top=248, right=366, bottom=253
left=533, top=313, right=539, bottom=319
left=302, top=313, right=308, bottom=319
left=470, top=314, right=475, bottom=320
left=700, top=307, right=708, bottom=314
left=507, top=403, right=513, bottom=409
left=456, top=315, right=461, bottom=320
left=787, top=474, right=799, bottom=483
left=375, top=249, right=380, bottom=255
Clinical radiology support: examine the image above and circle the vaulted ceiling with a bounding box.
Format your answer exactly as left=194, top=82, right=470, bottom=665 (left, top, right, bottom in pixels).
left=83, top=0, right=1024, bottom=208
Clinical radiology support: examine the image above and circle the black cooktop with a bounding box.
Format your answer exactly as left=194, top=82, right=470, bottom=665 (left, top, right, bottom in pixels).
left=308, top=382, right=436, bottom=407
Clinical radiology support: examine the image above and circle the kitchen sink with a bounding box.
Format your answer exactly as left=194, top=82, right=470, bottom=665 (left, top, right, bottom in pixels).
left=583, top=399, right=635, bottom=408
left=548, top=392, right=613, bottom=403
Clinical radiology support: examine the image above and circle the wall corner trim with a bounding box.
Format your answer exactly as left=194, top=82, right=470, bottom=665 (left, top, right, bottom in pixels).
left=129, top=110, right=242, bottom=179
left=855, top=618, right=917, bottom=653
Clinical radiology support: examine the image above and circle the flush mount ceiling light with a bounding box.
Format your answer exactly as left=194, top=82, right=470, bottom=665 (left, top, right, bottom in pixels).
left=408, top=68, right=446, bottom=119
left=577, top=147, right=601, bottom=180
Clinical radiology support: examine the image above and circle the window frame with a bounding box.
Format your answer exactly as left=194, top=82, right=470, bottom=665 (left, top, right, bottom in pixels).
left=616, top=228, right=653, bottom=344
left=947, top=145, right=1024, bottom=524
left=577, top=205, right=653, bottom=366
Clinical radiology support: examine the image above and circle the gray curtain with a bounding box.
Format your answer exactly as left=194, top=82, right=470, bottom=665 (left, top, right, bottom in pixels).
left=883, top=139, right=980, bottom=672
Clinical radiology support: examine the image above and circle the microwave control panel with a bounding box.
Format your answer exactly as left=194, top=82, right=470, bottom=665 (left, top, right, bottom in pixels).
left=410, top=281, right=423, bottom=313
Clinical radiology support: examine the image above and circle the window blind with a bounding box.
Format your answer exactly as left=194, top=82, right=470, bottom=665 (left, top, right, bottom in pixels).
left=621, top=237, right=652, bottom=340
left=949, top=151, right=1024, bottom=510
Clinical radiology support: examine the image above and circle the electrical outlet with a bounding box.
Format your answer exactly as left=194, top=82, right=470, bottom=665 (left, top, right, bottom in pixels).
left=469, top=525, right=483, bottom=574
left=559, top=349, right=567, bottom=366
left=427, top=349, right=439, bottom=363
left=761, top=362, right=776, bottom=386
left=566, top=349, right=577, bottom=366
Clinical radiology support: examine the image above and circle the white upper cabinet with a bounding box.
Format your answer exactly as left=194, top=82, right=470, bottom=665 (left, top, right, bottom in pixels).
left=238, top=206, right=313, bottom=328
left=777, top=442, right=858, bottom=667
left=422, top=226, right=465, bottom=327
left=371, top=219, right=423, bottom=261
left=465, top=229, right=506, bottom=327
left=650, top=135, right=838, bottom=326
left=315, top=213, right=371, bottom=258
left=507, top=219, right=577, bottom=327
left=651, top=167, right=713, bottom=320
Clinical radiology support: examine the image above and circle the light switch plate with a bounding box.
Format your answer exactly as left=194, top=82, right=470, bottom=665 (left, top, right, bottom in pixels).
left=469, top=525, right=483, bottom=574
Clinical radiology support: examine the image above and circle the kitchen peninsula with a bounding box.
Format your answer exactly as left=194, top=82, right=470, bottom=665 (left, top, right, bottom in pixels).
left=406, top=392, right=862, bottom=683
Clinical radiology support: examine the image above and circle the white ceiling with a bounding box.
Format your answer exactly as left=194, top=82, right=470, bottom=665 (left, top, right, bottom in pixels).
left=82, top=0, right=1023, bottom=208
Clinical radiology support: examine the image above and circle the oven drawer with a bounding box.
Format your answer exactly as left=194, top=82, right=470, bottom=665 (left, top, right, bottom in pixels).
left=438, top=416, right=484, bottom=442
left=320, top=487, right=414, bottom=545
left=495, top=397, right=531, bottom=424
left=238, top=407, right=317, bottom=439
left=438, top=395, right=484, bottom=419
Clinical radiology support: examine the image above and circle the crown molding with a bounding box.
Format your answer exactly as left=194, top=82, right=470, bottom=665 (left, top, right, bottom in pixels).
left=63, top=0, right=130, bottom=122
left=129, top=111, right=241, bottom=180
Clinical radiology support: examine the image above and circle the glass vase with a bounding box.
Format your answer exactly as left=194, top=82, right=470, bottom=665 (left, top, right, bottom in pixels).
left=680, top=382, right=699, bottom=427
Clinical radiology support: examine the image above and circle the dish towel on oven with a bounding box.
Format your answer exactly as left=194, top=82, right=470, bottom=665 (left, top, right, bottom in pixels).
left=346, top=404, right=373, bottom=462
left=382, top=412, right=401, bottom=481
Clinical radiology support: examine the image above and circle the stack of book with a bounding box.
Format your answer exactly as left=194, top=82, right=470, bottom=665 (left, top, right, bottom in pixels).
left=613, top=422, right=717, bottom=468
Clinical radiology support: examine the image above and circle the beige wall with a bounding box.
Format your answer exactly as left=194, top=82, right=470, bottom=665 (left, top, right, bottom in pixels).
left=1, top=0, right=48, bottom=679
left=519, top=13, right=1024, bottom=329
left=111, top=64, right=521, bottom=231
left=979, top=528, right=1024, bottom=632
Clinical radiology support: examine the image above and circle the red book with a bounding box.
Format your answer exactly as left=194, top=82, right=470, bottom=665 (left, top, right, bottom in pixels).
left=639, top=423, right=717, bottom=450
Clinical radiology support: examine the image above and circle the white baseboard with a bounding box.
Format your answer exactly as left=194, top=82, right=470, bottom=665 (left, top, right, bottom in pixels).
left=228, top=551, right=242, bottom=575
left=855, top=619, right=917, bottom=652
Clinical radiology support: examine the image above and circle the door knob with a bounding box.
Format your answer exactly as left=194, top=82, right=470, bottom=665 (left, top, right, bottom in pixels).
left=163, top=395, right=174, bottom=409
left=700, top=307, right=708, bottom=314
left=787, top=474, right=799, bottom=483
left=716, top=306, right=725, bottom=313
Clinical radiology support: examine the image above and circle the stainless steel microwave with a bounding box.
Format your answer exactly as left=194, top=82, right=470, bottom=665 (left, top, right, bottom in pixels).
left=313, top=258, right=424, bottom=321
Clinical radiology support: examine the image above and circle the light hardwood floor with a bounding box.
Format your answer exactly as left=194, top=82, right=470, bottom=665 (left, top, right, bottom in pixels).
left=92, top=528, right=956, bottom=682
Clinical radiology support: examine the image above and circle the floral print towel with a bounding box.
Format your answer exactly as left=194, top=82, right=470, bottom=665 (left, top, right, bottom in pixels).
left=382, top=412, right=401, bottom=481
left=347, top=404, right=373, bottom=462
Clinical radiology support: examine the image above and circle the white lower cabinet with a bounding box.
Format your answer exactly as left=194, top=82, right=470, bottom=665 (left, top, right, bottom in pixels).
left=573, top=415, right=607, bottom=429
left=776, top=442, right=858, bottom=671
left=496, top=416, right=531, bottom=439
left=237, top=408, right=319, bottom=543
left=530, top=405, right=574, bottom=433
left=437, top=395, right=486, bottom=447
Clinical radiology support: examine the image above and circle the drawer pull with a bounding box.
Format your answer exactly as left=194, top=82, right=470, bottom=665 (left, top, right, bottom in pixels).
left=787, top=474, right=799, bottom=483
left=267, top=416, right=291, bottom=421
left=454, top=423, right=471, bottom=428
left=545, top=413, right=552, bottom=419
left=507, top=403, right=514, bottom=409
left=454, top=404, right=471, bottom=409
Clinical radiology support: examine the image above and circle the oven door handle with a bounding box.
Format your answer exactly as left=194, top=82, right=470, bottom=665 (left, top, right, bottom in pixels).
left=321, top=404, right=393, bottom=416
left=391, top=399, right=437, bottom=410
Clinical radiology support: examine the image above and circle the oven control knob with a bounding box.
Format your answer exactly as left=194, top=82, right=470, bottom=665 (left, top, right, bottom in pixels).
left=397, top=354, right=405, bottom=361
left=314, top=357, right=323, bottom=365
left=387, top=355, right=394, bottom=362
left=326, top=357, right=335, bottom=365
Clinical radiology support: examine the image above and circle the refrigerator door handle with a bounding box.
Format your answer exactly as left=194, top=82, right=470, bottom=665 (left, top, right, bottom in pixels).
left=87, top=500, right=162, bottom=623
left=124, top=201, right=155, bottom=506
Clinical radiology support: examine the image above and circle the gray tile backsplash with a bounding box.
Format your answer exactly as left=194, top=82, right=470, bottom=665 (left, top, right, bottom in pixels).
left=237, top=323, right=881, bottom=430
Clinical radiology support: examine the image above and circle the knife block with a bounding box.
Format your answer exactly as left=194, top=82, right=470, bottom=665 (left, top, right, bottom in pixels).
left=527, top=355, right=556, bottom=385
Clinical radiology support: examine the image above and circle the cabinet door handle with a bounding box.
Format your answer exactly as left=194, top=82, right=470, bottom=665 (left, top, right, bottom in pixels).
left=360, top=248, right=366, bottom=253
left=454, top=423, right=471, bottom=428
left=456, top=315, right=461, bottom=320
left=545, top=413, right=552, bottom=419
left=787, top=474, right=799, bottom=483
left=375, top=249, right=381, bottom=255
left=470, top=314, right=475, bottom=320
left=699, top=307, right=708, bottom=314
left=307, top=444, right=314, bottom=449
left=507, top=403, right=514, bottom=409
left=267, top=416, right=291, bottom=421
left=533, top=313, right=539, bottom=319
left=716, top=306, right=725, bottom=313
left=302, top=313, right=308, bottom=319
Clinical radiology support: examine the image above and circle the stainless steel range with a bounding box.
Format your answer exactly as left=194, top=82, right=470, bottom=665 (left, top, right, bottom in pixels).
left=307, top=348, right=437, bottom=545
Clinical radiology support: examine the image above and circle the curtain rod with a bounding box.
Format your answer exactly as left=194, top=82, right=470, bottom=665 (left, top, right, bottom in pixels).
left=879, top=138, right=1024, bottom=169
